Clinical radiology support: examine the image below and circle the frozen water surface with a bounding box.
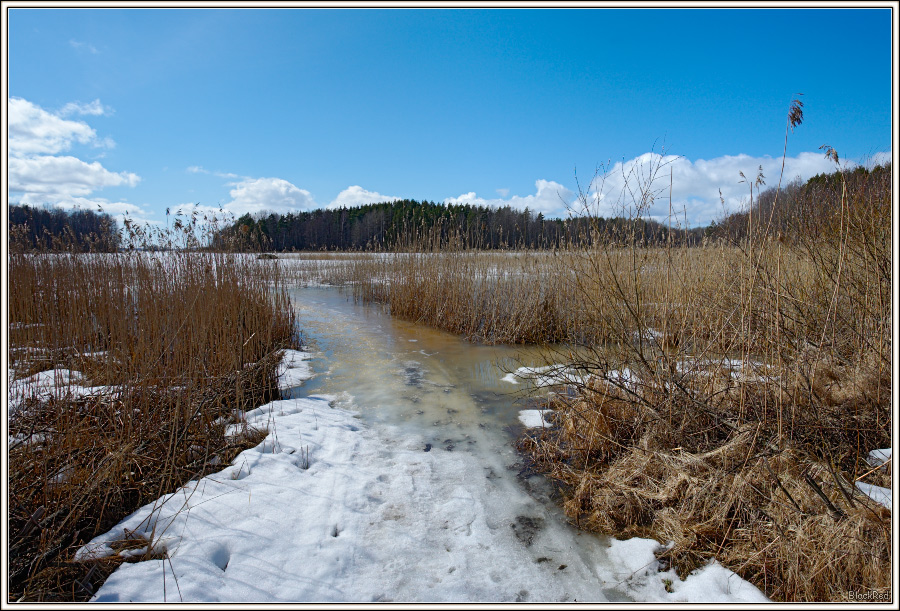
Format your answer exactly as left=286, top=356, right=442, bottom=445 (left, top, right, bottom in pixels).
left=81, top=286, right=767, bottom=603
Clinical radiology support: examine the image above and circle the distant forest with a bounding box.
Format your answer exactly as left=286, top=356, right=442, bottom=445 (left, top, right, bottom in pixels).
left=215, top=165, right=890, bottom=252
left=8, top=164, right=889, bottom=253
left=9, top=205, right=121, bottom=252
left=214, top=200, right=708, bottom=251
left=708, top=163, right=891, bottom=244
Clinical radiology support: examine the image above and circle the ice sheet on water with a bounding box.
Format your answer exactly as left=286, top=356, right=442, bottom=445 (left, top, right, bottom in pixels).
left=868, top=448, right=892, bottom=466
left=500, top=364, right=580, bottom=388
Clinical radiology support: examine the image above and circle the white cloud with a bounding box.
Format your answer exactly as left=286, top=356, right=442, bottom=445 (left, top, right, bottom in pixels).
left=9, top=155, right=140, bottom=198
left=496, top=188, right=510, bottom=197
left=167, top=203, right=238, bottom=226
left=223, top=177, right=317, bottom=216
left=59, top=99, right=112, bottom=117
left=327, top=185, right=399, bottom=209
left=9, top=97, right=141, bottom=222
left=869, top=151, right=892, bottom=167
left=51, top=197, right=151, bottom=219
left=582, top=151, right=844, bottom=227
left=438, top=151, right=866, bottom=227
left=444, top=179, right=575, bottom=218
left=9, top=97, right=99, bottom=155
left=187, top=165, right=240, bottom=179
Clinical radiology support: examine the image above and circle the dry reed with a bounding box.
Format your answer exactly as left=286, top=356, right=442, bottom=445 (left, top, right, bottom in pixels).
left=7, top=249, right=298, bottom=601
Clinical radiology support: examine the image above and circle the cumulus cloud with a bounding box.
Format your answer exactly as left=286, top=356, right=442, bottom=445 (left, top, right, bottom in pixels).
left=327, top=185, right=400, bottom=209
left=9, top=97, right=102, bottom=155
left=437, top=150, right=870, bottom=227
left=444, top=179, right=575, bottom=218
left=223, top=177, right=318, bottom=216
left=9, top=156, right=139, bottom=197
left=165, top=203, right=239, bottom=226
left=49, top=197, right=152, bottom=220
left=8, top=97, right=143, bottom=222
left=582, top=151, right=845, bottom=227
left=192, top=173, right=403, bottom=217
left=869, top=151, right=892, bottom=167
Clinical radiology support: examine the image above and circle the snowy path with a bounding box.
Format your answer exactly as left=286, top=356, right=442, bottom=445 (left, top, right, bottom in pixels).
left=81, top=388, right=765, bottom=603
left=80, top=392, right=629, bottom=602
left=77, top=288, right=769, bottom=603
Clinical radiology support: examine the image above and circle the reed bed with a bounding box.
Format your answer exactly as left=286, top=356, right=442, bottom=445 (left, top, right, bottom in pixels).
left=7, top=250, right=299, bottom=601
left=516, top=157, right=892, bottom=601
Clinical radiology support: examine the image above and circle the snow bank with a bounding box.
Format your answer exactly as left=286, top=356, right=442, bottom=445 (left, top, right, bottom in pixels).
left=595, top=538, right=768, bottom=603
left=276, top=349, right=316, bottom=390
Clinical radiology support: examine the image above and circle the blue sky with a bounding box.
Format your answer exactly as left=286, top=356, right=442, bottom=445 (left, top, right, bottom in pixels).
left=6, top=7, right=894, bottom=227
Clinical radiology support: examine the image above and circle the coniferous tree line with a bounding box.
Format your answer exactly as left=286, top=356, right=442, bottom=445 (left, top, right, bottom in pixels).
left=9, top=165, right=882, bottom=253
left=9, top=205, right=121, bottom=252
left=214, top=199, right=708, bottom=251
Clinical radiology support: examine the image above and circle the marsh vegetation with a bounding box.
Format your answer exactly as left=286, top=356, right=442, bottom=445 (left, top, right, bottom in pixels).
left=7, top=120, right=891, bottom=601
left=7, top=246, right=298, bottom=600
left=271, top=153, right=892, bottom=602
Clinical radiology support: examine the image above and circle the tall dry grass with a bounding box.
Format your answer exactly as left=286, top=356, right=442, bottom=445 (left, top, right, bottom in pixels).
left=7, top=250, right=298, bottom=601
left=517, top=129, right=891, bottom=600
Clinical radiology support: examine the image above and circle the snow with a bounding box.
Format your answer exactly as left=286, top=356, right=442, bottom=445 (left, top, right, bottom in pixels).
left=7, top=368, right=112, bottom=417
left=500, top=365, right=573, bottom=388
left=83, top=394, right=616, bottom=602
left=75, top=339, right=769, bottom=603
left=857, top=448, right=892, bottom=510
left=275, top=348, right=315, bottom=390
left=607, top=368, right=638, bottom=389
left=856, top=482, right=892, bottom=511
left=595, top=538, right=768, bottom=603
left=518, top=409, right=553, bottom=428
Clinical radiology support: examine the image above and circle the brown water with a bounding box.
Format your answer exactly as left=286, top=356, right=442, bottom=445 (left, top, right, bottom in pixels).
left=287, top=286, right=555, bottom=439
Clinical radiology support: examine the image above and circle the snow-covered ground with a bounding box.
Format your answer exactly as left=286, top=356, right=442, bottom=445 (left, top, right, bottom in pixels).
left=76, top=347, right=768, bottom=603
left=275, top=349, right=315, bottom=390
left=13, top=280, right=889, bottom=603
left=7, top=368, right=113, bottom=421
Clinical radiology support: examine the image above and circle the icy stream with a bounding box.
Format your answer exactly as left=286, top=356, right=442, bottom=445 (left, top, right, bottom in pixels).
left=285, top=286, right=632, bottom=602
left=80, top=285, right=768, bottom=603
